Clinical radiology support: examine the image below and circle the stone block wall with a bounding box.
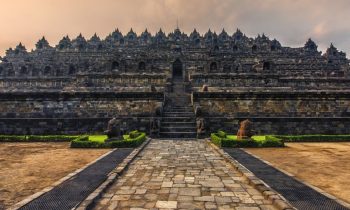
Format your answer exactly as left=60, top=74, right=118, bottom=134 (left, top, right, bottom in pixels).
left=0, top=117, right=153, bottom=135
left=0, top=74, right=168, bottom=92
left=0, top=92, right=164, bottom=134
left=189, top=74, right=350, bottom=90
left=0, top=100, right=162, bottom=118
left=202, top=117, right=350, bottom=135
left=85, top=74, right=167, bottom=87
left=193, top=92, right=350, bottom=134
left=0, top=78, right=71, bottom=92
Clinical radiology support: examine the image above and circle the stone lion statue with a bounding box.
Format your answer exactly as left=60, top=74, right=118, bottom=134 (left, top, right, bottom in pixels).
left=104, top=117, right=121, bottom=138
left=150, top=117, right=160, bottom=137
left=196, top=117, right=205, bottom=139
left=237, top=119, right=254, bottom=140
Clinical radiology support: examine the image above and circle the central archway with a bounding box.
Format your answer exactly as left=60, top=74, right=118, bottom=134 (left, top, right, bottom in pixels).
left=172, top=59, right=183, bottom=79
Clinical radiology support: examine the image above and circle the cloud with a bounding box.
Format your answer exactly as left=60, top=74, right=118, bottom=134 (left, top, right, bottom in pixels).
left=0, top=0, right=349, bottom=56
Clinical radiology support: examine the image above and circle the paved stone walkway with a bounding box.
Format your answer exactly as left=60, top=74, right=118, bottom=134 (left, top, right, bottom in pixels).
left=94, top=140, right=277, bottom=210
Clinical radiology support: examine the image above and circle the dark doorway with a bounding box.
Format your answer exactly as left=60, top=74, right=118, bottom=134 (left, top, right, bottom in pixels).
left=20, top=66, right=28, bottom=76
left=271, top=45, right=276, bottom=51
left=214, top=45, right=219, bottom=52
left=263, top=62, right=271, bottom=70
left=44, top=66, right=52, bottom=76
left=68, top=65, right=76, bottom=75
left=210, top=62, right=218, bottom=71
left=138, top=62, right=146, bottom=71
left=252, top=45, right=257, bottom=52
left=223, top=64, right=231, bottom=72
left=111, top=61, right=119, bottom=70
left=232, top=45, right=238, bottom=51
left=172, top=59, right=183, bottom=78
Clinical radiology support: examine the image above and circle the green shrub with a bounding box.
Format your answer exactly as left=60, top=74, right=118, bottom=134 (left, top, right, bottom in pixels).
left=210, top=132, right=284, bottom=148
left=129, top=130, right=140, bottom=139
left=274, top=135, right=350, bottom=142
left=0, top=135, right=79, bottom=142
left=70, top=131, right=146, bottom=148
left=27, top=135, right=78, bottom=142
left=108, top=132, right=146, bottom=148
left=0, top=135, right=27, bottom=142
left=222, top=139, right=260, bottom=148
left=71, top=141, right=106, bottom=148
left=217, top=130, right=227, bottom=138
left=211, top=133, right=222, bottom=147
left=70, top=136, right=106, bottom=148
left=263, top=136, right=284, bottom=147
left=76, top=136, right=89, bottom=141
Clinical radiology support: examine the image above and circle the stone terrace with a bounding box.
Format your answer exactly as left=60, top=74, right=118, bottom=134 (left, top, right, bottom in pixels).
left=94, top=140, right=277, bottom=210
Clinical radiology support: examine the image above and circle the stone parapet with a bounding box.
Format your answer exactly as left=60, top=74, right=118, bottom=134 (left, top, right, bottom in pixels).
left=201, top=117, right=350, bottom=135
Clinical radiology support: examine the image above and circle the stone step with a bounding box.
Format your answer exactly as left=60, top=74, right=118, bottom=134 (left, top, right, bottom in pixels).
left=160, top=126, right=196, bottom=132
left=169, top=103, right=191, bottom=106
left=161, top=117, right=196, bottom=123
left=167, top=106, right=193, bottom=110
left=163, top=112, right=195, bottom=117
left=163, top=111, right=195, bottom=114
left=168, top=96, right=190, bottom=98
left=164, top=109, right=193, bottom=113
left=167, top=106, right=193, bottom=109
left=159, top=132, right=197, bottom=138
left=167, top=99, right=189, bottom=102
left=169, top=95, right=191, bottom=102
left=169, top=104, right=192, bottom=106
left=168, top=103, right=191, bottom=107
left=161, top=122, right=196, bottom=127
left=172, top=86, right=185, bottom=89
left=161, top=86, right=197, bottom=138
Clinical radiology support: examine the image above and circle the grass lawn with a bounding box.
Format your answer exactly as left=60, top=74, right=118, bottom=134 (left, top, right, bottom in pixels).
left=86, top=134, right=132, bottom=144
left=88, top=135, right=108, bottom=143
left=226, top=135, right=266, bottom=141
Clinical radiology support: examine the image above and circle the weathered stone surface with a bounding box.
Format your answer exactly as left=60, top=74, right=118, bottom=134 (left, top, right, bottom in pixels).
left=155, top=201, right=177, bottom=208
left=161, top=181, right=173, bottom=188
left=199, top=180, right=225, bottom=188
left=94, top=140, right=276, bottom=210
left=178, top=188, right=201, bottom=196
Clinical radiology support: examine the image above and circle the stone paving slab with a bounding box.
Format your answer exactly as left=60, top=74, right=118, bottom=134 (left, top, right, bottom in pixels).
left=94, top=140, right=277, bottom=210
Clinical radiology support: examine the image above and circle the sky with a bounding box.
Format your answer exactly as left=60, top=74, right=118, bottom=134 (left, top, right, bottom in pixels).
left=0, top=0, right=350, bottom=56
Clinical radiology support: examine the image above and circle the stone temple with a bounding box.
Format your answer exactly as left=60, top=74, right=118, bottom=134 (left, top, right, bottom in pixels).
left=0, top=28, right=349, bottom=137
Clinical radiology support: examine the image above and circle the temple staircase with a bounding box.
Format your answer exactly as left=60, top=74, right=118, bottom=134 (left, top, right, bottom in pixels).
left=160, top=79, right=197, bottom=139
